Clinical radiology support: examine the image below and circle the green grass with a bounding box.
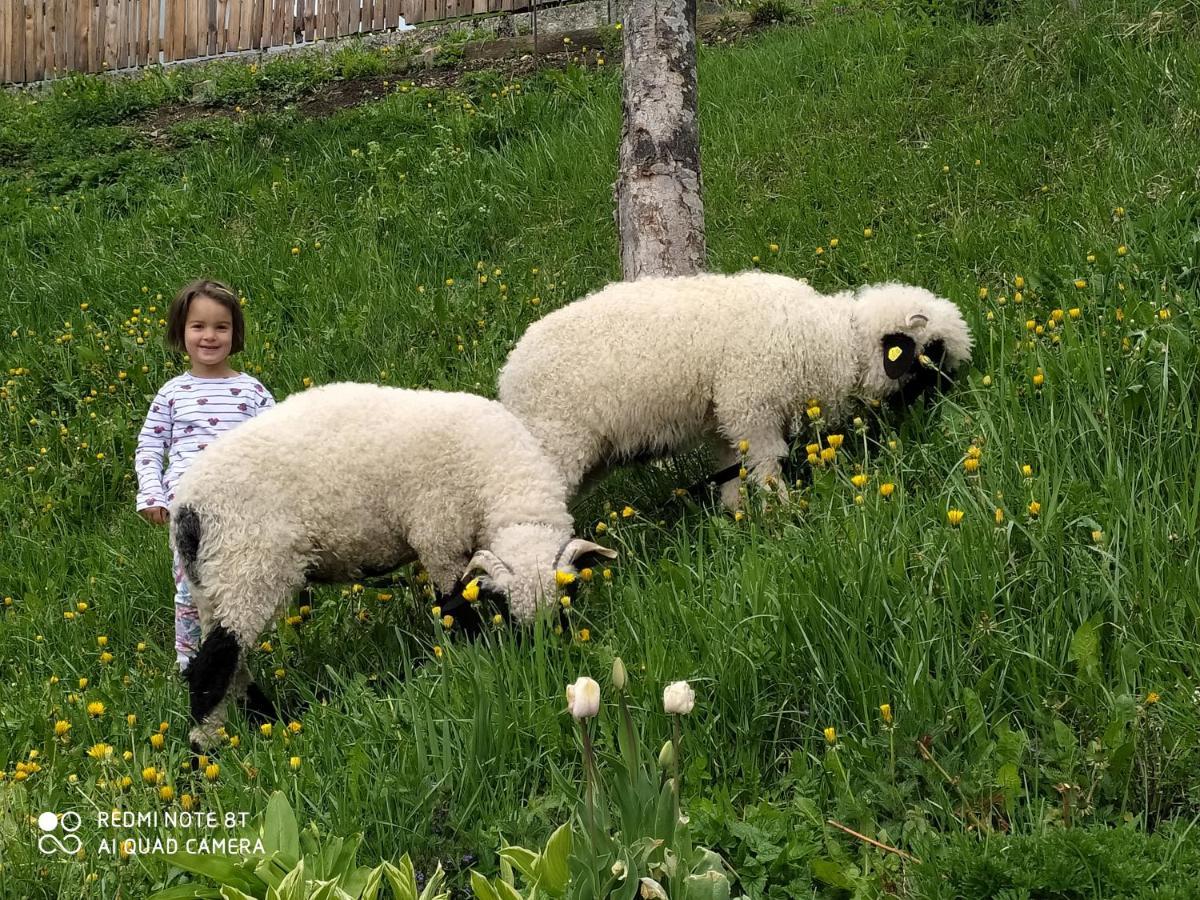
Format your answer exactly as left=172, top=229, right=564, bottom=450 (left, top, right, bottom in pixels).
left=2, top=1, right=1200, bottom=896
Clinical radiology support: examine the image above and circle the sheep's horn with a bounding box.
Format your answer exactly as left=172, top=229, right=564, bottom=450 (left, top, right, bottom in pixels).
left=907, top=313, right=929, bottom=328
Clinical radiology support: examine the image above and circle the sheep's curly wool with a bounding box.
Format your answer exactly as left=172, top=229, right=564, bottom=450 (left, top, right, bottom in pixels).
left=172, top=384, right=612, bottom=747
left=498, top=272, right=972, bottom=507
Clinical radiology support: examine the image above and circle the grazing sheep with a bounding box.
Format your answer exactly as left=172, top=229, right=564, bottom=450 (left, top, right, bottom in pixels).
left=498, top=272, right=972, bottom=507
left=171, top=383, right=615, bottom=749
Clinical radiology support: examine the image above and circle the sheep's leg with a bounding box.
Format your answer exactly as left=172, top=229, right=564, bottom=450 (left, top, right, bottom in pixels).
left=526, top=418, right=600, bottom=498
left=718, top=426, right=789, bottom=510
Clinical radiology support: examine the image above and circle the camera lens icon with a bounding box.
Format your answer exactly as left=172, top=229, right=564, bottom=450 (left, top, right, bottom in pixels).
left=37, top=811, right=82, bottom=855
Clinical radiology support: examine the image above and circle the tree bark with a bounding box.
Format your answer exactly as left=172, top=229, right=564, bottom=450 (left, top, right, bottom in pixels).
left=616, top=0, right=706, bottom=280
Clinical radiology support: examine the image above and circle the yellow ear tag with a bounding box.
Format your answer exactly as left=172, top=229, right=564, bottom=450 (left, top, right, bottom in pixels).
left=887, top=346, right=903, bottom=362
left=462, top=578, right=481, bottom=602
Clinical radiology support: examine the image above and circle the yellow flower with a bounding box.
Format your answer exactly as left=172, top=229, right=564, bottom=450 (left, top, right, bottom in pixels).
left=827, top=434, right=844, bottom=450
left=964, top=458, right=980, bottom=473
left=559, top=596, right=571, bottom=608
left=851, top=473, right=869, bottom=488
left=580, top=567, right=594, bottom=582
left=978, top=287, right=988, bottom=300
left=150, top=733, right=165, bottom=750
left=442, top=614, right=455, bottom=629
left=734, top=509, right=745, bottom=522
left=77, top=601, right=88, bottom=612
left=823, top=726, right=837, bottom=745
left=159, top=785, right=175, bottom=802
left=854, top=494, right=864, bottom=505
left=829, top=238, right=839, bottom=248
left=87, top=701, right=105, bottom=717
left=204, top=763, right=220, bottom=782
left=602, top=568, right=613, bottom=581
left=260, top=723, right=273, bottom=738
left=1068, top=308, right=1081, bottom=319
left=578, top=628, right=591, bottom=642
left=492, top=614, right=504, bottom=626
left=1117, top=245, right=1127, bottom=256
left=879, top=483, right=895, bottom=498
left=555, top=570, right=576, bottom=587
left=806, top=442, right=821, bottom=456
left=994, top=507, right=1005, bottom=525
left=807, top=405, right=822, bottom=420
left=87, top=743, right=113, bottom=760
left=1021, top=464, right=1033, bottom=478
left=1028, top=500, right=1041, bottom=517
left=863, top=227, right=873, bottom=238
left=820, top=447, right=837, bottom=463
left=126, top=713, right=136, bottom=727
left=966, top=445, right=982, bottom=460
left=879, top=703, right=893, bottom=725
left=302, top=377, right=313, bottom=388
left=142, top=766, right=158, bottom=785
left=433, top=645, right=444, bottom=659
left=621, top=505, right=636, bottom=518
left=288, top=721, right=302, bottom=735
left=181, top=793, right=195, bottom=811
left=947, top=509, right=965, bottom=527
left=275, top=668, right=286, bottom=680
left=1145, top=691, right=1160, bottom=704
left=1091, top=530, right=1104, bottom=543
left=54, top=720, right=71, bottom=737
left=768, top=243, right=779, bottom=253
left=289, top=756, right=302, bottom=771
left=1074, top=279, right=1087, bottom=289
left=1032, top=371, right=1045, bottom=387
left=595, top=522, right=608, bottom=535
left=738, top=439, right=750, bottom=454
left=461, top=579, right=480, bottom=602
left=96, top=635, right=108, bottom=647
left=1159, top=308, right=1171, bottom=320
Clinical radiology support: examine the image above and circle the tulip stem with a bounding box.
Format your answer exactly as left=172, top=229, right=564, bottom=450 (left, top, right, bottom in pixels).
left=671, top=714, right=683, bottom=821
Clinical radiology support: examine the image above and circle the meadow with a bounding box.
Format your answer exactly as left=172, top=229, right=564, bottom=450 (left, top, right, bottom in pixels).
left=1, top=0, right=1199, bottom=895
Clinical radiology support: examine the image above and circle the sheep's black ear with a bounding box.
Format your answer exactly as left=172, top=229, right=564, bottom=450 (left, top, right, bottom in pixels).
left=881, top=333, right=918, bottom=379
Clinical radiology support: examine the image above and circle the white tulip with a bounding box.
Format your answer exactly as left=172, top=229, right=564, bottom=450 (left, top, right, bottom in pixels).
left=663, top=680, right=695, bottom=715
left=565, top=676, right=601, bottom=720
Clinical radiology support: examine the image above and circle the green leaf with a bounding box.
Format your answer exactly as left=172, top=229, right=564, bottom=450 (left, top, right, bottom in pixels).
left=810, top=858, right=854, bottom=890
left=471, top=872, right=501, bottom=900
left=417, top=863, right=448, bottom=900
left=269, top=859, right=306, bottom=900
left=538, top=823, right=571, bottom=895
left=499, top=846, right=541, bottom=884
left=153, top=853, right=266, bottom=897
left=495, top=882, right=525, bottom=900
left=262, top=793, right=300, bottom=868
left=681, top=870, right=732, bottom=900
left=146, top=887, right=224, bottom=900
left=382, top=859, right=417, bottom=900
left=220, top=887, right=259, bottom=900
left=997, top=762, right=1022, bottom=811
left=963, top=688, right=986, bottom=746
left=1069, top=613, right=1103, bottom=679
left=360, top=865, right=385, bottom=900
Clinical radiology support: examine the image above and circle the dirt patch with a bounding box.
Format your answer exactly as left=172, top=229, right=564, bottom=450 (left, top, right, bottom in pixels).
left=135, top=11, right=759, bottom=145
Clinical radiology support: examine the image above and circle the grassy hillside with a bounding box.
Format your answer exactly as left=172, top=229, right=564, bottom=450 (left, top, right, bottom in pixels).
left=2, top=1, right=1199, bottom=896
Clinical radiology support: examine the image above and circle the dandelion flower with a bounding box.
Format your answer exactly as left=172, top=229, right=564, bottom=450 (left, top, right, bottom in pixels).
left=621, top=505, right=636, bottom=518
left=578, top=628, right=591, bottom=642
left=87, top=702, right=105, bottom=717
left=827, top=434, right=844, bottom=450
left=555, top=570, right=576, bottom=587
left=823, top=726, right=837, bottom=745
left=820, top=447, right=836, bottom=463
left=964, top=458, right=980, bottom=473
left=995, top=508, right=1005, bottom=525
left=260, top=723, right=273, bottom=738
left=150, top=733, right=165, bottom=750
left=1145, top=691, right=1160, bottom=704
left=461, top=579, right=480, bottom=602
left=54, top=720, right=71, bottom=737
left=879, top=483, right=895, bottom=498
left=159, top=785, right=175, bottom=802
left=142, top=767, right=158, bottom=785
left=87, top=743, right=113, bottom=760
left=1028, top=500, right=1041, bottom=517
left=879, top=703, right=893, bottom=725
left=1074, top=279, right=1087, bottom=290
left=1117, top=245, right=1127, bottom=256
left=947, top=509, right=965, bottom=527
left=863, top=227, right=873, bottom=238
left=851, top=473, right=869, bottom=488
left=204, top=763, right=220, bottom=782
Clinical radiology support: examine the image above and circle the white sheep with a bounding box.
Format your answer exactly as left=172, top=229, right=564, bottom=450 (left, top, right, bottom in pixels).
left=498, top=271, right=972, bottom=508
left=171, top=383, right=615, bottom=748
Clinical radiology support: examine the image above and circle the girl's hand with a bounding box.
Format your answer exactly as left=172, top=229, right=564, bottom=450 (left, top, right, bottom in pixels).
left=139, top=507, right=169, bottom=526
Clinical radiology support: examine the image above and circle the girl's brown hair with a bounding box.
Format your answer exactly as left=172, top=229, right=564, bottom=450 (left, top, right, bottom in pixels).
left=165, top=279, right=245, bottom=354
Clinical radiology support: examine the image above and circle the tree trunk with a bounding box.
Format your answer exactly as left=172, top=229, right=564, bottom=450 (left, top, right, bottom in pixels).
left=616, top=0, right=706, bottom=280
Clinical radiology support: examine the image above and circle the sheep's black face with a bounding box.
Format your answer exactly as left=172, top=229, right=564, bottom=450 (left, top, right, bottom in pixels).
left=886, top=338, right=955, bottom=410
left=437, top=575, right=510, bottom=639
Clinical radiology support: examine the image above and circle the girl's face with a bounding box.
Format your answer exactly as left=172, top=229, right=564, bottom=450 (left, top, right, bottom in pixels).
left=184, top=295, right=234, bottom=371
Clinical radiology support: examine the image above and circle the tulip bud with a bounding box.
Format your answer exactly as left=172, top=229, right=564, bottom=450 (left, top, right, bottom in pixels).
left=612, top=657, right=627, bottom=691
left=657, top=740, right=676, bottom=769
left=663, top=680, right=695, bottom=716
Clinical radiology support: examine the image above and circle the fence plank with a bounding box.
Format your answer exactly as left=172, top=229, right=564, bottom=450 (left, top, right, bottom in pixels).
left=89, top=0, right=101, bottom=70
left=206, top=0, right=216, bottom=55
left=236, top=0, right=251, bottom=49
left=227, top=0, right=239, bottom=48
left=302, top=0, right=312, bottom=41
left=1, top=0, right=9, bottom=83
left=325, top=0, right=338, bottom=39
left=147, top=0, right=158, bottom=62
left=44, top=0, right=56, bottom=75
left=274, top=0, right=287, bottom=46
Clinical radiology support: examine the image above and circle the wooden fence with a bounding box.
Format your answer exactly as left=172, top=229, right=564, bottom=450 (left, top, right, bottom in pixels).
left=2, top=0, right=546, bottom=84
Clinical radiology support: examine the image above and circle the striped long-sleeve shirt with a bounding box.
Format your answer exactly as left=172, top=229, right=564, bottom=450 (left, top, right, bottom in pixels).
left=134, top=372, right=275, bottom=511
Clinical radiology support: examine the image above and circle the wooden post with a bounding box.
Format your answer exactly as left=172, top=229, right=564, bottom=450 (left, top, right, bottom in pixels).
left=615, top=0, right=706, bottom=280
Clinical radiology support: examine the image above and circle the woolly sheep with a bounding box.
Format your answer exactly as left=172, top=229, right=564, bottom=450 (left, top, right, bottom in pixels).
left=497, top=271, right=972, bottom=508
left=171, top=383, right=615, bottom=749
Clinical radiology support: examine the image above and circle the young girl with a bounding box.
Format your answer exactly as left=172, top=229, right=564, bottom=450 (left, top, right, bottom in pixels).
left=135, top=279, right=275, bottom=672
